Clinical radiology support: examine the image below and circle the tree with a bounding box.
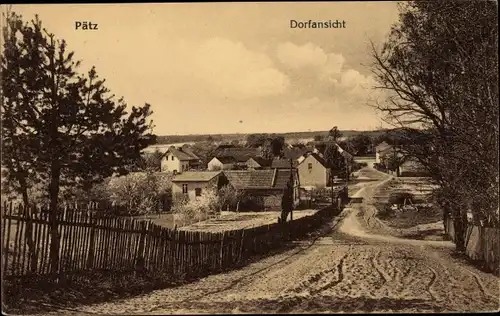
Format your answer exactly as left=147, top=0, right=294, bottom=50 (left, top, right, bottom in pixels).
left=328, top=126, right=343, bottom=142
left=313, top=135, right=324, bottom=142
left=323, top=142, right=346, bottom=179
left=347, top=134, right=373, bottom=156
left=138, top=149, right=163, bottom=172
left=1, top=12, right=155, bottom=276
left=246, top=133, right=267, bottom=148
left=217, top=185, right=244, bottom=212
left=371, top=1, right=499, bottom=248
left=260, top=136, right=285, bottom=159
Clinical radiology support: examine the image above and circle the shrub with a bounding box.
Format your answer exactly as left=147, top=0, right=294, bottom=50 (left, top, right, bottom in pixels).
left=106, top=172, right=173, bottom=215
left=388, top=192, right=415, bottom=206
left=172, top=189, right=220, bottom=223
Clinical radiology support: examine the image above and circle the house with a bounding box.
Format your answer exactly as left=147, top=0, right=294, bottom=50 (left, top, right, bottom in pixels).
left=171, top=171, right=228, bottom=201
left=398, top=157, right=430, bottom=177
left=246, top=157, right=272, bottom=170
left=211, top=146, right=261, bottom=164
left=296, top=152, right=331, bottom=189
left=271, top=158, right=298, bottom=169
left=160, top=146, right=201, bottom=173
left=375, top=141, right=393, bottom=163
left=208, top=156, right=238, bottom=171
left=223, top=169, right=300, bottom=211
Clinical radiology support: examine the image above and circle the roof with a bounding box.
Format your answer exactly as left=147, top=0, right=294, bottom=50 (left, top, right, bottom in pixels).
left=298, top=152, right=328, bottom=168
left=223, top=169, right=298, bottom=190
left=212, top=156, right=238, bottom=164
left=165, top=146, right=200, bottom=161
left=271, top=158, right=298, bottom=169
left=376, top=141, right=392, bottom=152
left=172, top=171, right=222, bottom=182
left=247, top=157, right=272, bottom=167
left=180, top=145, right=200, bottom=159
left=213, top=147, right=261, bottom=162
left=282, top=147, right=309, bottom=160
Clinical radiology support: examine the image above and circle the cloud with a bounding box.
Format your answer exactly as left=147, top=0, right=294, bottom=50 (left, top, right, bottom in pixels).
left=170, top=37, right=290, bottom=99
left=276, top=42, right=328, bottom=69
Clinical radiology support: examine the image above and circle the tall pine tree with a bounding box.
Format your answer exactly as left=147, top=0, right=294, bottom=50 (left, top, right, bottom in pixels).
left=1, top=12, right=156, bottom=276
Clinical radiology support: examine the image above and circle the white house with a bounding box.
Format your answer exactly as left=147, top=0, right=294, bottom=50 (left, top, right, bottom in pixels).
left=375, top=141, right=393, bottom=163
left=207, top=156, right=237, bottom=171
left=160, top=146, right=201, bottom=173
left=171, top=171, right=226, bottom=201
left=296, top=152, right=331, bottom=189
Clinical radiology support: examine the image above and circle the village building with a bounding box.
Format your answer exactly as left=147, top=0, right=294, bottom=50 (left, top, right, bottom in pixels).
left=245, top=157, right=272, bottom=170
left=207, top=156, right=238, bottom=171
left=398, top=157, right=430, bottom=177
left=160, top=146, right=201, bottom=173
left=171, top=171, right=227, bottom=201
left=223, top=169, right=300, bottom=211
left=375, top=141, right=393, bottom=163
left=296, top=152, right=331, bottom=190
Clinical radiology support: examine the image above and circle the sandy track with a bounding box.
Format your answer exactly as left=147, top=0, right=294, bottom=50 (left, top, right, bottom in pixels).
left=52, top=168, right=499, bottom=315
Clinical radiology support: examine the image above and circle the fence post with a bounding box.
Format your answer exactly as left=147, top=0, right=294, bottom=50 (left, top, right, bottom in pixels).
left=136, top=221, right=147, bottom=274
left=219, top=231, right=225, bottom=271
left=86, top=215, right=97, bottom=270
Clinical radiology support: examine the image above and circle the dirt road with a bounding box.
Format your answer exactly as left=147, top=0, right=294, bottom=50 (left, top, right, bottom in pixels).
left=58, top=168, right=499, bottom=314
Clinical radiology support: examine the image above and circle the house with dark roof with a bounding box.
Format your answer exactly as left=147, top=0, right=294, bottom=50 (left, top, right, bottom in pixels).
left=271, top=158, right=298, bottom=169
left=211, top=146, right=261, bottom=163
left=296, top=152, right=331, bottom=189
left=208, top=156, right=238, bottom=171
left=246, top=157, right=272, bottom=170
left=223, top=169, right=300, bottom=211
left=160, top=146, right=201, bottom=173
left=171, top=171, right=228, bottom=201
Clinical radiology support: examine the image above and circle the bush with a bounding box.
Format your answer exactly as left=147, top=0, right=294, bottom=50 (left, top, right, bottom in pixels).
left=388, top=192, right=415, bottom=206
left=171, top=189, right=220, bottom=223
left=105, top=172, right=173, bottom=215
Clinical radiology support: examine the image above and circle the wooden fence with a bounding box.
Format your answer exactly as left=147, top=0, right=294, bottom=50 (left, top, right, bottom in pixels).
left=444, top=217, right=499, bottom=275
left=2, top=200, right=343, bottom=283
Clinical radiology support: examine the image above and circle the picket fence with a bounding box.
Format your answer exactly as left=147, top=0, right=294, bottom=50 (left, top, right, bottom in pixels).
left=2, top=200, right=342, bottom=282
left=444, top=216, right=499, bottom=275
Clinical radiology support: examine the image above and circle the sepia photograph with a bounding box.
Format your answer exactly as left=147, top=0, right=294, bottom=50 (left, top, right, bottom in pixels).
left=1, top=1, right=498, bottom=314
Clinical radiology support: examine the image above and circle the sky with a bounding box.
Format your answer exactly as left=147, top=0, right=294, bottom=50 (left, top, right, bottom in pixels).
left=10, top=2, right=401, bottom=135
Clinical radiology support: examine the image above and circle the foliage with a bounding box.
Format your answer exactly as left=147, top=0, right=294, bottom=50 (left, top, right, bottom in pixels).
left=323, top=142, right=346, bottom=177
left=1, top=12, right=155, bottom=204
left=313, top=135, right=324, bottom=142
left=137, top=150, right=163, bottom=172
left=346, top=134, right=373, bottom=156
left=371, top=1, right=499, bottom=246
left=260, top=136, right=285, bottom=159
left=171, top=189, right=220, bottom=223
left=106, top=172, right=172, bottom=215
left=217, top=185, right=244, bottom=211
left=328, top=126, right=343, bottom=142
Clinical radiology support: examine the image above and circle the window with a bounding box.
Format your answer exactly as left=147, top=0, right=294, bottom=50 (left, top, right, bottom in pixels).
left=308, top=163, right=312, bottom=170
left=182, top=184, right=188, bottom=194
left=171, top=155, right=174, bottom=161
left=195, top=188, right=202, bottom=197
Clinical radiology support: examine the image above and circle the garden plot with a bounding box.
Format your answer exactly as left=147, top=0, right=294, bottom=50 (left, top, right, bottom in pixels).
left=373, top=177, right=437, bottom=203
left=178, top=210, right=318, bottom=233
